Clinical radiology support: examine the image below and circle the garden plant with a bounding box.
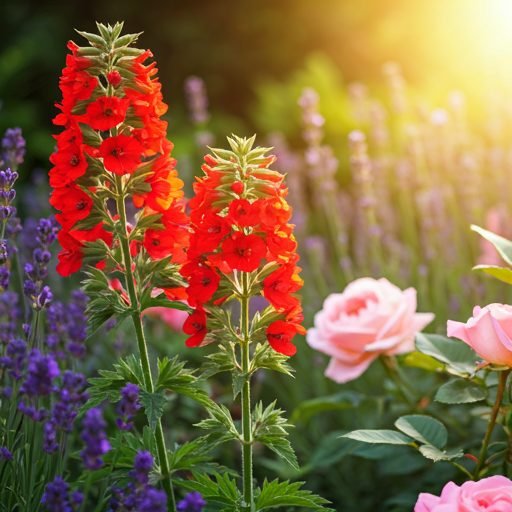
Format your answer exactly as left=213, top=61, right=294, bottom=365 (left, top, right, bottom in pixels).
left=3, top=13, right=512, bottom=512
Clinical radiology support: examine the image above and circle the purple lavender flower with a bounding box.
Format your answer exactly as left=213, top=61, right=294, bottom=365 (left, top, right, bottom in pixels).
left=1, top=128, right=26, bottom=169
left=138, top=487, right=167, bottom=512
left=133, top=450, right=153, bottom=484
left=46, top=291, right=88, bottom=358
left=0, top=291, right=20, bottom=343
left=177, top=492, right=207, bottom=512
left=23, top=218, right=58, bottom=312
left=43, top=421, right=59, bottom=454
left=116, top=383, right=140, bottom=431
left=0, top=338, right=27, bottom=380
left=43, top=372, right=88, bottom=453
left=0, top=266, right=10, bottom=291
left=40, top=476, right=76, bottom=512
left=20, top=349, right=60, bottom=396
left=80, top=408, right=111, bottom=470
left=184, top=76, right=210, bottom=126
left=0, top=447, right=13, bottom=460
left=18, top=400, right=48, bottom=421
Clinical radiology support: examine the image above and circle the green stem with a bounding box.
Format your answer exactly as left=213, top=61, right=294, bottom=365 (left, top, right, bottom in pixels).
left=241, top=272, right=253, bottom=511
left=115, top=175, right=176, bottom=511
left=28, top=310, right=40, bottom=350
left=474, top=369, right=511, bottom=480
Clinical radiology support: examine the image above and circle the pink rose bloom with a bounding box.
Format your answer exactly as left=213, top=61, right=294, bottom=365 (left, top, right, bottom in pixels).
left=447, top=304, right=512, bottom=367
left=415, top=475, right=512, bottom=511
left=144, top=307, right=188, bottom=333
left=306, top=278, right=434, bottom=383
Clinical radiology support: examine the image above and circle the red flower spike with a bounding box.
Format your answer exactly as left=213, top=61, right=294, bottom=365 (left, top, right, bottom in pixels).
left=82, top=96, right=130, bottom=131
left=220, top=231, right=267, bottom=272
left=99, top=134, right=144, bottom=175
left=266, top=320, right=298, bottom=356
left=184, top=136, right=304, bottom=355
left=183, top=306, right=208, bottom=347
left=107, top=70, right=122, bottom=86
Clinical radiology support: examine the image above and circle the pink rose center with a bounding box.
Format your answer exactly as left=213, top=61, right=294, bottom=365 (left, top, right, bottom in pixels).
left=345, top=297, right=372, bottom=316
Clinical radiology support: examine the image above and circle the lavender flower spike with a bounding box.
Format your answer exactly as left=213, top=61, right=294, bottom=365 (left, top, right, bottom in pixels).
left=80, top=408, right=111, bottom=470
left=177, top=491, right=207, bottom=512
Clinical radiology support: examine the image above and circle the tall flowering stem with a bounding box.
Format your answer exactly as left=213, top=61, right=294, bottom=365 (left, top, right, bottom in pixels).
left=183, top=136, right=329, bottom=510
left=49, top=23, right=189, bottom=511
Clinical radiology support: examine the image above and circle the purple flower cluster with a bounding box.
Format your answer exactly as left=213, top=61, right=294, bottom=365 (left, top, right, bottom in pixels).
left=80, top=407, right=111, bottom=470
left=110, top=451, right=167, bottom=512
left=1, top=128, right=26, bottom=170
left=20, top=348, right=60, bottom=396
left=0, top=291, right=21, bottom=343
left=41, top=476, right=83, bottom=512
left=24, top=218, right=58, bottom=312
left=0, top=447, right=13, bottom=460
left=43, top=371, right=89, bottom=454
left=177, top=492, right=207, bottom=512
left=46, top=291, right=88, bottom=358
left=0, top=338, right=27, bottom=380
left=116, top=383, right=140, bottom=431
left=0, top=169, right=19, bottom=235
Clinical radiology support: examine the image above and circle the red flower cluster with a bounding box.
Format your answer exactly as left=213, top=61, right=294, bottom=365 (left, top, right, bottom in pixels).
left=182, top=136, right=305, bottom=356
left=49, top=27, right=187, bottom=278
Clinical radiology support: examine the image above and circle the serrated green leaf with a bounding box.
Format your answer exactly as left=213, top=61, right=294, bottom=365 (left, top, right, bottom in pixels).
left=395, top=415, right=447, bottom=449
left=435, top=378, right=488, bottom=404
left=342, top=430, right=413, bottom=445
left=139, top=390, right=166, bottom=431
left=232, top=371, right=250, bottom=400
left=255, top=478, right=333, bottom=511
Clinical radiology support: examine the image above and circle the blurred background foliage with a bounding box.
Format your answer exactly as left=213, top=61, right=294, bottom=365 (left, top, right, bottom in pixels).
left=3, top=0, right=512, bottom=510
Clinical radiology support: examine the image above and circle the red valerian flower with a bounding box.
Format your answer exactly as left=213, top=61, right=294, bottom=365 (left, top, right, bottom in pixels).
left=56, top=230, right=85, bottom=277
left=186, top=267, right=221, bottom=306
left=227, top=199, right=260, bottom=228
left=220, top=231, right=267, bottom=272
left=60, top=70, right=98, bottom=103
left=263, top=259, right=302, bottom=312
left=143, top=228, right=175, bottom=260
left=51, top=183, right=93, bottom=230
left=99, top=134, right=144, bottom=175
left=49, top=143, right=88, bottom=187
left=132, top=155, right=184, bottom=211
left=266, top=320, right=298, bottom=356
left=260, top=196, right=292, bottom=229
left=265, top=226, right=297, bottom=263
left=83, top=96, right=130, bottom=131
left=183, top=305, right=208, bottom=347
left=56, top=223, right=113, bottom=277
left=188, top=212, right=231, bottom=258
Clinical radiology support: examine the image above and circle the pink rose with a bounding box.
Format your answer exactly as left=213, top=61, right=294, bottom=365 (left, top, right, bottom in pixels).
left=415, top=475, right=512, bottom=511
left=447, top=304, right=512, bottom=367
left=306, top=278, right=434, bottom=383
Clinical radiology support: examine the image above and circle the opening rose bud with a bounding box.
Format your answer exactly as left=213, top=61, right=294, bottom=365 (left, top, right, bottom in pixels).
left=447, top=304, right=512, bottom=367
